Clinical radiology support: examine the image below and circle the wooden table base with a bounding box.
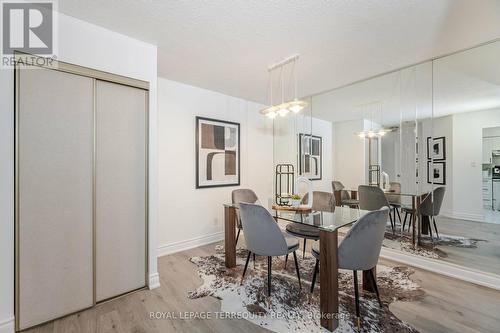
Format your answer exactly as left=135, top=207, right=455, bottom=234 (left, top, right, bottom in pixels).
left=224, top=206, right=236, bottom=268
left=319, top=229, right=339, bottom=331
left=362, top=267, right=376, bottom=292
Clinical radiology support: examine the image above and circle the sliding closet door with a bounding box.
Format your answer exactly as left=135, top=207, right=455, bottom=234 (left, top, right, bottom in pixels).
left=95, top=80, right=147, bottom=301
left=17, top=68, right=94, bottom=330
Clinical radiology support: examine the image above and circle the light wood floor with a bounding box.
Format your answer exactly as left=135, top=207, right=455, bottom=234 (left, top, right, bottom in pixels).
left=25, top=241, right=500, bottom=333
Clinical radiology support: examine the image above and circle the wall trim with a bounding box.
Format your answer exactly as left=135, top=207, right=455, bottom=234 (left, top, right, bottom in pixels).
left=440, top=210, right=484, bottom=223
left=157, top=231, right=224, bottom=258
left=0, top=316, right=14, bottom=333
left=148, top=272, right=160, bottom=290
left=381, top=247, right=500, bottom=291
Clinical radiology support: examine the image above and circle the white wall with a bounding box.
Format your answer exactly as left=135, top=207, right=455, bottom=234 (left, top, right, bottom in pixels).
left=419, top=115, right=454, bottom=215
left=332, top=120, right=366, bottom=189
left=0, top=13, right=158, bottom=333
left=452, top=108, right=500, bottom=221
left=157, top=78, right=273, bottom=256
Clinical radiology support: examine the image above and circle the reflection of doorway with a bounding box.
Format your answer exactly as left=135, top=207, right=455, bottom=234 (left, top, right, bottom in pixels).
left=482, top=127, right=500, bottom=223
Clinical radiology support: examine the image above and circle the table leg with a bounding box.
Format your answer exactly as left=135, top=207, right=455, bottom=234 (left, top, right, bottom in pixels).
left=421, top=215, right=430, bottom=235
left=362, top=267, right=376, bottom=293
left=320, top=230, right=339, bottom=331
left=350, top=190, right=358, bottom=200
left=334, top=190, right=342, bottom=207
left=417, top=196, right=422, bottom=246
left=411, top=196, right=416, bottom=246
left=224, top=206, right=236, bottom=268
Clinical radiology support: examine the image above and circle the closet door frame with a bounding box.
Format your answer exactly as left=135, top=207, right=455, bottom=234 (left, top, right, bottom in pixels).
left=14, top=52, right=150, bottom=330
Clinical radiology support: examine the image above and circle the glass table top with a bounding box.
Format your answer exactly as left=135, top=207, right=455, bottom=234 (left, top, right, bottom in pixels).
left=275, top=207, right=369, bottom=232
left=224, top=203, right=369, bottom=232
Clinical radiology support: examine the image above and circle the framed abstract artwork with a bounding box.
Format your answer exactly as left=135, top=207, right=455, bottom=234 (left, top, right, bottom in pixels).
left=195, top=116, right=240, bottom=188
left=427, top=160, right=446, bottom=185
left=427, top=136, right=446, bottom=160
left=298, top=133, right=322, bottom=180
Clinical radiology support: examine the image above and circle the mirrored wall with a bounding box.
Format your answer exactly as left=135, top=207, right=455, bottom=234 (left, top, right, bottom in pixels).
left=273, top=40, right=500, bottom=276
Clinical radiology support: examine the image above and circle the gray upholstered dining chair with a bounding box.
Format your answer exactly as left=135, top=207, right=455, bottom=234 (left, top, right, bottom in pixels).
left=238, top=202, right=302, bottom=296
left=402, top=186, right=445, bottom=241
left=285, top=191, right=335, bottom=260
left=231, top=189, right=259, bottom=245
left=310, top=208, right=389, bottom=325
left=332, top=181, right=359, bottom=208
left=386, top=182, right=402, bottom=223
left=358, top=185, right=395, bottom=233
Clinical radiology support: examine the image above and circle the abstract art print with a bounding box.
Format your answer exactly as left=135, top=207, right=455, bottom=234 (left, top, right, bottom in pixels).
left=298, top=133, right=322, bottom=180
left=196, top=117, right=240, bottom=188
left=427, top=160, right=446, bottom=185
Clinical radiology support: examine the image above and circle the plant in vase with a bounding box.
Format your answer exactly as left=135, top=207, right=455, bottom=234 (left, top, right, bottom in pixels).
left=290, top=194, right=301, bottom=207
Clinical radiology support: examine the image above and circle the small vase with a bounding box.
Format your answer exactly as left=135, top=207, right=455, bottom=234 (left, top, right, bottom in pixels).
left=291, top=199, right=300, bottom=207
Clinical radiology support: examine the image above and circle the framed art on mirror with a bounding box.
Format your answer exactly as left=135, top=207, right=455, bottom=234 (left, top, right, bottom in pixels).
left=427, top=160, right=446, bottom=185
left=427, top=136, right=446, bottom=160
left=196, top=116, right=240, bottom=188
left=298, top=133, right=322, bottom=180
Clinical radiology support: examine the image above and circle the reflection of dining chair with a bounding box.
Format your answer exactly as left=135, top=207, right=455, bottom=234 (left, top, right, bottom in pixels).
left=358, top=185, right=395, bottom=233
left=310, top=208, right=389, bottom=325
left=403, top=187, right=445, bottom=240
left=332, top=181, right=359, bottom=207
left=386, top=182, right=402, bottom=223
left=285, top=191, right=335, bottom=259
left=239, top=203, right=302, bottom=296
left=231, top=189, right=259, bottom=245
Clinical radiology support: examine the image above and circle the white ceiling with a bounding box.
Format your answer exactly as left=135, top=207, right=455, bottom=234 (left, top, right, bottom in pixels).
left=58, top=0, right=500, bottom=104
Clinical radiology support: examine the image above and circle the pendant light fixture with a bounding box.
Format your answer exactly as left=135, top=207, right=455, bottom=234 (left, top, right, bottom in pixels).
left=260, top=54, right=307, bottom=118
left=356, top=102, right=393, bottom=138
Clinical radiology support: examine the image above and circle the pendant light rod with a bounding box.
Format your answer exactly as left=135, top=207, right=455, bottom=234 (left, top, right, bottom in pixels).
left=268, top=54, right=300, bottom=72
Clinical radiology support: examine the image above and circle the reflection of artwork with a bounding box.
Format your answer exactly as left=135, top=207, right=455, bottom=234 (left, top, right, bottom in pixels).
left=427, top=161, right=446, bottom=185
left=427, top=136, right=446, bottom=160
left=196, top=117, right=240, bottom=188
left=298, top=133, right=322, bottom=180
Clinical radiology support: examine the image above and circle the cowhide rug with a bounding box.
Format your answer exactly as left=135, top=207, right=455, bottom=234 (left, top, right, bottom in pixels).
left=188, top=245, right=424, bottom=333
left=384, top=227, right=486, bottom=259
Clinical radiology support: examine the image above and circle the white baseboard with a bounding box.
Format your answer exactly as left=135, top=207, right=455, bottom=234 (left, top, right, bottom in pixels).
left=0, top=316, right=14, bottom=333
left=149, top=272, right=160, bottom=289
left=381, top=247, right=500, bottom=291
left=440, top=210, right=484, bottom=222
left=157, top=231, right=224, bottom=258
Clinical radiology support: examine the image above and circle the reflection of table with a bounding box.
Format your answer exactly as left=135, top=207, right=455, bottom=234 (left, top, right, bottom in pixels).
left=333, top=189, right=428, bottom=246
left=223, top=203, right=369, bottom=331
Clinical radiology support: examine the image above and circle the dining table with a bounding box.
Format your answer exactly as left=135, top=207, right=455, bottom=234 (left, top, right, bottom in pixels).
left=223, top=203, right=370, bottom=331
left=333, top=188, right=429, bottom=246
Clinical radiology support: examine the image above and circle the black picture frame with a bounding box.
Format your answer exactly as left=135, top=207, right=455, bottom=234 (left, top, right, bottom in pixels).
left=427, top=136, right=446, bottom=160
left=427, top=160, right=446, bottom=185
left=195, top=116, right=240, bottom=189
left=298, top=133, right=322, bottom=181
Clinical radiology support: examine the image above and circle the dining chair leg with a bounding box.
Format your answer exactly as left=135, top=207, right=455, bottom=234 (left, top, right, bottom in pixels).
left=253, top=253, right=256, bottom=269
left=402, top=212, right=408, bottom=231
left=303, top=238, right=307, bottom=259
left=428, top=221, right=434, bottom=242
left=284, top=253, right=289, bottom=269
left=310, top=259, right=319, bottom=293
left=235, top=228, right=241, bottom=245
left=395, top=208, right=401, bottom=223
left=292, top=251, right=302, bottom=289
left=389, top=212, right=395, bottom=234
left=241, top=251, right=251, bottom=284
left=353, top=270, right=361, bottom=327
left=368, top=268, right=382, bottom=306
left=267, top=256, right=272, bottom=296
left=433, top=217, right=440, bottom=239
